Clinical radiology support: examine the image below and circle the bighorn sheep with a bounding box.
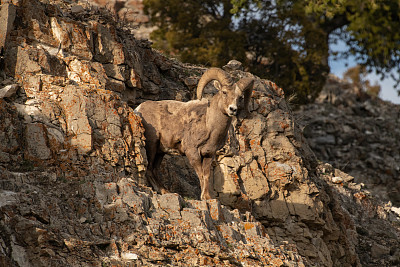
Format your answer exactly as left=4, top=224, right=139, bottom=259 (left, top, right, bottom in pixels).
left=135, top=68, right=254, bottom=200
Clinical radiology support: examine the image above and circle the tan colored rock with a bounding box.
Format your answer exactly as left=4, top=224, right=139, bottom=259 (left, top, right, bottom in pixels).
left=213, top=157, right=241, bottom=196
left=91, top=22, right=125, bottom=64
left=54, top=18, right=93, bottom=60
left=60, top=86, right=93, bottom=154
left=15, top=47, right=42, bottom=76
left=24, top=123, right=51, bottom=161
left=159, top=193, right=183, bottom=211
left=240, top=159, right=269, bottom=200
left=70, top=5, right=85, bottom=13
left=127, top=68, right=142, bottom=88
left=0, top=84, right=18, bottom=98
left=0, top=3, right=16, bottom=51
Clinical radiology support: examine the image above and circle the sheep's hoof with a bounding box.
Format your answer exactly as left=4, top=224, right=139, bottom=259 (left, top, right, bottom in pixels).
left=200, top=192, right=212, bottom=200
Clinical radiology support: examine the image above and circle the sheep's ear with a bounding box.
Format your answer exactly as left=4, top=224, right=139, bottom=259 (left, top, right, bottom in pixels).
left=236, top=77, right=255, bottom=117
left=213, top=80, right=222, bottom=91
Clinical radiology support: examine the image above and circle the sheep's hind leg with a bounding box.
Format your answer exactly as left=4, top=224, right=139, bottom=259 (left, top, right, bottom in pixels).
left=146, top=166, right=162, bottom=193
left=152, top=153, right=169, bottom=194
left=145, top=140, right=165, bottom=194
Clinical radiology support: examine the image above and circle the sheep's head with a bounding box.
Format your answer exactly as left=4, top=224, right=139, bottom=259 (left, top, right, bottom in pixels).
left=196, top=68, right=254, bottom=117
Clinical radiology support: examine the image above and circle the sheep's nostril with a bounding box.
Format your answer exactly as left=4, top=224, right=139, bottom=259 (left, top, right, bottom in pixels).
left=228, top=106, right=238, bottom=116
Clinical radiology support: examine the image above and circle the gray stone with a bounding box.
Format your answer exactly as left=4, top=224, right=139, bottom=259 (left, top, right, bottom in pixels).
left=103, top=64, right=126, bottom=81
left=206, top=199, right=224, bottom=221
left=371, top=243, right=390, bottom=259
left=70, top=5, right=84, bottom=13
left=218, top=224, right=243, bottom=242
left=0, top=190, right=17, bottom=207
left=181, top=208, right=204, bottom=227
left=183, top=77, right=199, bottom=88
left=106, top=77, right=126, bottom=92
left=295, top=74, right=400, bottom=206
left=92, top=22, right=125, bottom=64
left=0, top=151, right=11, bottom=162
left=118, top=178, right=150, bottom=214
left=11, top=242, right=31, bottom=267
left=24, top=123, right=51, bottom=161
left=159, top=193, right=183, bottom=211
left=0, top=84, right=18, bottom=98
left=315, top=134, right=336, bottom=145
left=223, top=60, right=243, bottom=71
left=334, top=168, right=354, bottom=183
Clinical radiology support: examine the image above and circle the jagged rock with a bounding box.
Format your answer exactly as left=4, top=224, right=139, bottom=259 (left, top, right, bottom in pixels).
left=316, top=162, right=400, bottom=266
left=295, top=74, right=400, bottom=205
left=223, top=59, right=243, bottom=71
left=0, top=100, right=23, bottom=163
left=1, top=167, right=306, bottom=266
left=88, top=0, right=154, bottom=40
left=24, top=123, right=52, bottom=161
left=0, top=84, right=18, bottom=98
left=70, top=4, right=85, bottom=14
left=0, top=190, right=17, bottom=207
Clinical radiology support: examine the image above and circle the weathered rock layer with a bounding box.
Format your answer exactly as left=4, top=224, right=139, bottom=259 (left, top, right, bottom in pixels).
left=295, top=75, right=400, bottom=206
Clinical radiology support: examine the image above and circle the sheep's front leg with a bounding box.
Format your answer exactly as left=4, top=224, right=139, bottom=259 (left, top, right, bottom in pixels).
left=186, top=150, right=210, bottom=200
left=201, top=157, right=213, bottom=200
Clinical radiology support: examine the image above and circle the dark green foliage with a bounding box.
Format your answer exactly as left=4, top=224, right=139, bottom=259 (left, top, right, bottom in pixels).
left=144, top=0, right=247, bottom=67
left=305, top=0, right=400, bottom=90
left=236, top=1, right=330, bottom=104
left=143, top=0, right=400, bottom=104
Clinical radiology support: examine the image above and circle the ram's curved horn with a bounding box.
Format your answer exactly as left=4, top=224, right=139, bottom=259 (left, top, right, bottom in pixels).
left=196, top=68, right=233, bottom=99
left=235, top=77, right=254, bottom=114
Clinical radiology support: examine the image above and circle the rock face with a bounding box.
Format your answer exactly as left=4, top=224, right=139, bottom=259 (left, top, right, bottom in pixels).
left=295, top=75, right=400, bottom=206
left=0, top=0, right=399, bottom=266
left=87, top=0, right=155, bottom=40
left=0, top=171, right=304, bottom=266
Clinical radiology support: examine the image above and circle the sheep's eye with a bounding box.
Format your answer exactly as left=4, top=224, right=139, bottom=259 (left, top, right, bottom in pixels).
left=222, top=91, right=227, bottom=95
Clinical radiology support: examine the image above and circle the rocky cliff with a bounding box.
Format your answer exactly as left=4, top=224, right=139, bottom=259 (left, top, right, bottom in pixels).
left=295, top=75, right=400, bottom=207
left=0, top=0, right=399, bottom=266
